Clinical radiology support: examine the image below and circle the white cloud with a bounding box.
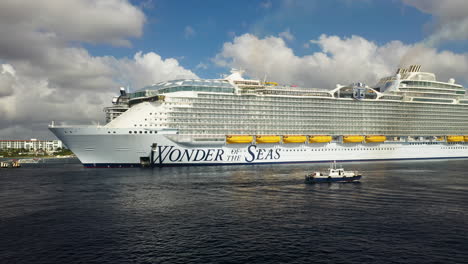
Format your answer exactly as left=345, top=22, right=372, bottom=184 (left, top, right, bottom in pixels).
left=0, top=64, right=16, bottom=97
left=196, top=63, right=209, bottom=70
left=184, top=26, right=196, bottom=39
left=0, top=0, right=145, bottom=46
left=113, top=51, right=198, bottom=89
left=0, top=0, right=197, bottom=139
left=402, top=0, right=468, bottom=45
left=214, top=33, right=468, bottom=88
left=278, top=28, right=295, bottom=42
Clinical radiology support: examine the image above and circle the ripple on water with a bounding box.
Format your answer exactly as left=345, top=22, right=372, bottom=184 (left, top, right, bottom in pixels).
left=0, top=160, right=468, bottom=263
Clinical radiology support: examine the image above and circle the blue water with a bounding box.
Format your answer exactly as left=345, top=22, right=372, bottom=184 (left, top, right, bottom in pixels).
left=1, top=160, right=467, bottom=263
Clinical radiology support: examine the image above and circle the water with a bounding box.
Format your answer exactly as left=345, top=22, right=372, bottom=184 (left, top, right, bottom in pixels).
left=1, top=160, right=467, bottom=263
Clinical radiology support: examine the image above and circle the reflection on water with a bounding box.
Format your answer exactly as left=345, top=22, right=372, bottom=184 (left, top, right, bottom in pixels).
left=0, top=160, right=467, bottom=263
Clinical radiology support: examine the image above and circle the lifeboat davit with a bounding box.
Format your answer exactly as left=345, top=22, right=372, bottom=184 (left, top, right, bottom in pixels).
left=256, top=135, right=281, bottom=144
left=283, top=135, right=307, bottom=143
left=343, top=135, right=364, bottom=143
left=365, top=135, right=386, bottom=143
left=309, top=135, right=332, bottom=143
left=447, top=135, right=464, bottom=142
left=226, top=135, right=253, bottom=144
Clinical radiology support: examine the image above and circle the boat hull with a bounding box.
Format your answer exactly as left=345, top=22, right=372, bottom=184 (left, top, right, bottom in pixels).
left=49, top=127, right=468, bottom=167
left=305, top=175, right=362, bottom=183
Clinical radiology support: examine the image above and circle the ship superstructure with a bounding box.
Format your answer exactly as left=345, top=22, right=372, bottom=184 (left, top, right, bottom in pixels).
left=49, top=65, right=468, bottom=167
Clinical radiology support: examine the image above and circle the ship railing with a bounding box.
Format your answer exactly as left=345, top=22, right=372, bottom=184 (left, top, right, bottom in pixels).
left=48, top=122, right=104, bottom=128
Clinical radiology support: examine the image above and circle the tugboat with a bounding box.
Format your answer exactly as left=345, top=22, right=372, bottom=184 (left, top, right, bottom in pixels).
left=305, top=161, right=361, bottom=183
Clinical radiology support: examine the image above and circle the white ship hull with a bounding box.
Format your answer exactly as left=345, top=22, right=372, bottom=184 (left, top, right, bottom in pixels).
left=50, top=127, right=468, bottom=167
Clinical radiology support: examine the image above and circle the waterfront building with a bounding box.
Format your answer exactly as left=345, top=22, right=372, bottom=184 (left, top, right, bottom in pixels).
left=0, top=139, right=63, bottom=152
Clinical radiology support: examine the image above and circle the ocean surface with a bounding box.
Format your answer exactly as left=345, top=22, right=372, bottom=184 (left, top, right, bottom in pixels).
left=1, top=159, right=467, bottom=264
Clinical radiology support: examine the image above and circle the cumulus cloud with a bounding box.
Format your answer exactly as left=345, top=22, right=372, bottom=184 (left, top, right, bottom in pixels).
left=0, top=0, right=197, bottom=139
left=402, top=0, right=468, bottom=45
left=0, top=0, right=145, bottom=46
left=0, top=64, right=16, bottom=97
left=214, top=33, right=468, bottom=88
left=112, top=52, right=198, bottom=89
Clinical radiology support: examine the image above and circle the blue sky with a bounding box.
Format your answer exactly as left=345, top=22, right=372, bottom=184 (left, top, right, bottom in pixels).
left=84, top=0, right=436, bottom=79
left=1, top=0, right=468, bottom=138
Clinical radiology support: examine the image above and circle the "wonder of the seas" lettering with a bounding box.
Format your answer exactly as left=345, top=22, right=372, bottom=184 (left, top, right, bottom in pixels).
left=156, top=145, right=281, bottom=163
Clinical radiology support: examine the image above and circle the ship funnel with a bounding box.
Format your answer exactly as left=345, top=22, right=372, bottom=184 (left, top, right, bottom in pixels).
left=120, top=87, right=126, bottom=96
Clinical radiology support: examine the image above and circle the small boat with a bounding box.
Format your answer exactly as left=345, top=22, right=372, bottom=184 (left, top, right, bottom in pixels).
left=305, top=161, right=361, bottom=183
left=343, top=135, right=364, bottom=143
left=18, top=158, right=42, bottom=164
left=308, top=135, right=332, bottom=143
left=256, top=135, right=281, bottom=144
left=1, top=160, right=21, bottom=168
left=226, top=135, right=253, bottom=144
left=447, top=135, right=464, bottom=142
left=283, top=135, right=307, bottom=143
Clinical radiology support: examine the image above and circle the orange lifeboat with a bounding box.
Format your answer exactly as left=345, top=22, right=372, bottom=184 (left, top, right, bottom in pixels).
left=343, top=135, right=364, bottom=143
left=226, top=135, right=253, bottom=144
left=464, top=136, right=468, bottom=142
left=283, top=135, right=307, bottom=143
left=447, top=136, right=464, bottom=142
left=309, top=135, right=332, bottom=143
left=256, top=135, right=281, bottom=144
left=365, top=135, right=386, bottom=143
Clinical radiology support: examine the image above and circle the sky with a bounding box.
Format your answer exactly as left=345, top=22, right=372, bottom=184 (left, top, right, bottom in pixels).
left=1, top=0, right=468, bottom=139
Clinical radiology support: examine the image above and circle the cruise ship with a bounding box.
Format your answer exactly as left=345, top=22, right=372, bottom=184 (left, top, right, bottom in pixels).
left=49, top=65, right=468, bottom=167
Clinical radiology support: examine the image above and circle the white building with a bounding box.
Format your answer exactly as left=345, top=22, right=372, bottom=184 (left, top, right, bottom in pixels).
left=0, top=139, right=63, bottom=152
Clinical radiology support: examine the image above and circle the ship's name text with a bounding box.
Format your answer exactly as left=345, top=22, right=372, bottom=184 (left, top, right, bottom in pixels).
left=157, top=145, right=281, bottom=163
